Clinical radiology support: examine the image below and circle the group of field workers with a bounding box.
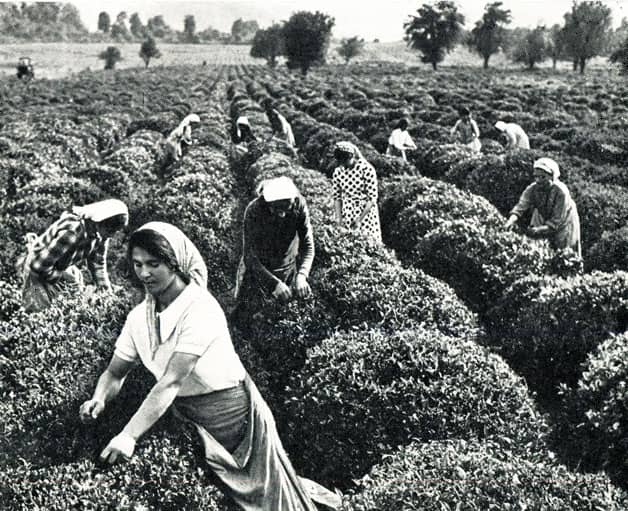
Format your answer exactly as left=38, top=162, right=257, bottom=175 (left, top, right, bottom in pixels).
left=448, top=106, right=579, bottom=257
left=15, top=100, right=579, bottom=511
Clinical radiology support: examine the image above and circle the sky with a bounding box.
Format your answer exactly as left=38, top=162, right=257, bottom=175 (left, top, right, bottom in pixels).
left=72, top=0, right=628, bottom=42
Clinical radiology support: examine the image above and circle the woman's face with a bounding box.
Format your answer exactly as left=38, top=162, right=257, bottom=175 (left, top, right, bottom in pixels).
left=533, top=168, right=553, bottom=187
left=267, top=199, right=294, bottom=219
left=132, top=246, right=177, bottom=295
left=336, top=152, right=354, bottom=168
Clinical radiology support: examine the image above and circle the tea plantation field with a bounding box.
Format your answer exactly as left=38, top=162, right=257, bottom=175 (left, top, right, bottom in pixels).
left=0, top=58, right=627, bottom=510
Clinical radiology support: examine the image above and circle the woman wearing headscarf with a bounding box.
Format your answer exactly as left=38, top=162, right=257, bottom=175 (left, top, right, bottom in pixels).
left=450, top=107, right=481, bottom=153
left=233, top=177, right=314, bottom=323
left=332, top=141, right=382, bottom=244
left=505, top=157, right=581, bottom=257
left=386, top=118, right=417, bottom=162
left=232, top=116, right=256, bottom=144
left=263, top=100, right=298, bottom=158
left=495, top=120, right=530, bottom=149
left=18, top=198, right=129, bottom=312
left=79, top=222, right=337, bottom=510
left=166, top=113, right=201, bottom=161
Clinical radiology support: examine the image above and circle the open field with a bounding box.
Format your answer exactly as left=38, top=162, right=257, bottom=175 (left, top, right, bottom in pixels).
left=0, top=42, right=258, bottom=79
left=0, top=41, right=616, bottom=80
left=0, top=52, right=627, bottom=509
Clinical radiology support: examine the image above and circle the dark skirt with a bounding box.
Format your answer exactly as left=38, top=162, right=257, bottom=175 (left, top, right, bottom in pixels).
left=174, top=381, right=249, bottom=453
left=177, top=375, right=323, bottom=511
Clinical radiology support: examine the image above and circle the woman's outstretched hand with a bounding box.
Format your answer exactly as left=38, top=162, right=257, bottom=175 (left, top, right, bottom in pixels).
left=293, top=274, right=312, bottom=299
left=79, top=399, right=105, bottom=423
left=273, top=280, right=292, bottom=302
left=99, top=432, right=136, bottom=464
left=504, top=214, right=518, bottom=230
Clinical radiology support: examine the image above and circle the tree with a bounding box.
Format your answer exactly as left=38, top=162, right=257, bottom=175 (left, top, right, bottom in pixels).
left=231, top=18, right=259, bottom=43
left=468, top=1, right=512, bottom=68
left=59, top=4, right=85, bottom=30
left=21, top=3, right=60, bottom=24
left=146, top=15, right=172, bottom=38
left=111, top=11, right=131, bottom=41
left=129, top=12, right=145, bottom=39
left=608, top=17, right=628, bottom=54
left=139, top=37, right=161, bottom=67
left=610, top=34, right=628, bottom=73
left=337, top=36, right=365, bottom=64
left=563, top=0, right=612, bottom=73
left=403, top=1, right=465, bottom=70
left=183, top=14, right=197, bottom=43
left=99, top=46, right=122, bottom=70
left=197, top=26, right=228, bottom=42
left=511, top=26, right=548, bottom=69
left=97, top=11, right=110, bottom=33
left=283, top=11, right=335, bottom=75
left=548, top=23, right=565, bottom=69
left=250, top=24, right=285, bottom=67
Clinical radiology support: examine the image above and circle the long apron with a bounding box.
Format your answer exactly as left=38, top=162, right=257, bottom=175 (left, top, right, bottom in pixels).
left=174, top=375, right=340, bottom=510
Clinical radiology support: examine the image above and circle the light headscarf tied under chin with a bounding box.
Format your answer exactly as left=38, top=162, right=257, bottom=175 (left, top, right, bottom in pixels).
left=135, top=222, right=208, bottom=356
left=533, top=157, right=560, bottom=181
left=334, top=141, right=365, bottom=162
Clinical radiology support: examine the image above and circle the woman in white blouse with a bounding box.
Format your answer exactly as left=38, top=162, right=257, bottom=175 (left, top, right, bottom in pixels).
left=386, top=118, right=417, bottom=162
left=79, top=222, right=335, bottom=510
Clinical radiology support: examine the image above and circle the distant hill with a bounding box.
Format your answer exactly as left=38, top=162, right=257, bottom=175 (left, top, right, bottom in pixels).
left=0, top=3, right=89, bottom=43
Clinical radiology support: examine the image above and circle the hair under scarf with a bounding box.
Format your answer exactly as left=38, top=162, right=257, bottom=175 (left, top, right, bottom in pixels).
left=136, top=222, right=208, bottom=288
left=334, top=141, right=365, bottom=162
left=135, top=222, right=208, bottom=357
left=533, top=157, right=560, bottom=181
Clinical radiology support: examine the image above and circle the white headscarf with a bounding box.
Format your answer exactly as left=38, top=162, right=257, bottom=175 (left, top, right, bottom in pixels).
left=235, top=116, right=250, bottom=140
left=260, top=176, right=299, bottom=202
left=135, top=222, right=208, bottom=357
left=168, top=113, right=201, bottom=146
left=533, top=157, right=560, bottom=181
left=136, top=221, right=207, bottom=288
left=72, top=199, right=128, bottom=223
left=334, top=141, right=365, bottom=162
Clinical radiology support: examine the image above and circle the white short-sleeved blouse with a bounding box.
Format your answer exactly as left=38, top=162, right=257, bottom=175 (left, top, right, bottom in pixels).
left=388, top=128, right=416, bottom=150
left=114, top=283, right=246, bottom=396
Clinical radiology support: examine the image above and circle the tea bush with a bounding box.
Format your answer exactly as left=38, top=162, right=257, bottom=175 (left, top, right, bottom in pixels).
left=317, top=243, right=478, bottom=338
left=486, top=271, right=628, bottom=392
left=0, top=279, right=23, bottom=321
left=283, top=327, right=549, bottom=485
left=382, top=179, right=502, bottom=255
left=343, top=439, right=628, bottom=510
left=570, top=180, right=628, bottom=251
left=587, top=227, right=628, bottom=273
left=412, top=219, right=552, bottom=312
left=0, top=432, right=235, bottom=511
left=560, top=333, right=628, bottom=480
left=3, top=177, right=106, bottom=241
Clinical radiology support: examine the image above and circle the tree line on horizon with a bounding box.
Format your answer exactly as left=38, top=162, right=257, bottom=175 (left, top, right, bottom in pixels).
left=0, top=2, right=260, bottom=45
left=403, top=0, right=628, bottom=73
left=248, top=0, right=628, bottom=75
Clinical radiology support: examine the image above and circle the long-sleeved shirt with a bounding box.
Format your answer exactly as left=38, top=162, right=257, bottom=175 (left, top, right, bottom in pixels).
left=29, top=211, right=111, bottom=287
left=242, top=195, right=315, bottom=291
left=510, top=180, right=581, bottom=254
left=501, top=123, right=530, bottom=149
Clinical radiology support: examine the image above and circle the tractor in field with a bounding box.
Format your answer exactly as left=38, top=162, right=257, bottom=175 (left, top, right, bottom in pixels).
left=16, top=56, right=34, bottom=81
